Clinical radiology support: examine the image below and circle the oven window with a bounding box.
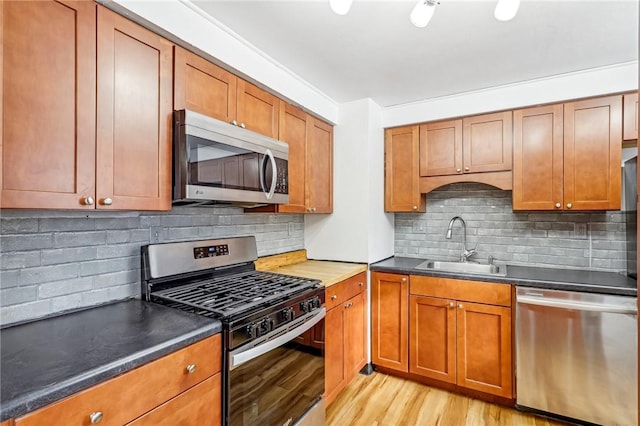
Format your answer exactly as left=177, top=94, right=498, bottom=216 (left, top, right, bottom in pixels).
left=229, top=330, right=324, bottom=426
left=186, top=134, right=261, bottom=191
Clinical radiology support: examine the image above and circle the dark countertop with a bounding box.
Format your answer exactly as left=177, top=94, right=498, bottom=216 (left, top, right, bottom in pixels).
left=0, top=299, right=221, bottom=422
left=370, top=256, right=637, bottom=297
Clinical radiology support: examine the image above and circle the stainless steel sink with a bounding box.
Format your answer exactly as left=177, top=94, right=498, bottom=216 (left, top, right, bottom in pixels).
left=415, top=260, right=507, bottom=276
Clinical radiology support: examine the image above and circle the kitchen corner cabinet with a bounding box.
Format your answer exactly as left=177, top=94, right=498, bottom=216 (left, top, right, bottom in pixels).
left=1, top=2, right=172, bottom=210
left=624, top=93, right=638, bottom=140
left=174, top=46, right=279, bottom=139
left=409, top=276, right=512, bottom=399
left=371, top=272, right=409, bottom=372
left=325, top=272, right=367, bottom=406
left=247, top=102, right=333, bottom=214
left=384, top=126, right=426, bottom=212
left=15, top=335, right=222, bottom=426
left=513, top=95, right=622, bottom=211
left=420, top=112, right=512, bottom=177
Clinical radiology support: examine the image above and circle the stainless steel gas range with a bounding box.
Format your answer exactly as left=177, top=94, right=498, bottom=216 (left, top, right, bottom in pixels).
left=141, top=236, right=325, bottom=426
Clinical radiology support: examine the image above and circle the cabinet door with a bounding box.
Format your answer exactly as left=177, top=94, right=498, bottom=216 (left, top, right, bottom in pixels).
left=325, top=304, right=345, bottom=405
left=419, top=119, right=463, bottom=177
left=96, top=6, right=172, bottom=211
left=371, top=272, right=408, bottom=372
left=1, top=0, right=96, bottom=209
left=344, top=291, right=366, bottom=382
left=174, top=46, right=237, bottom=123
left=306, top=117, right=333, bottom=213
left=409, top=295, right=456, bottom=384
left=623, top=93, right=638, bottom=141
left=456, top=302, right=512, bottom=398
left=513, top=104, right=564, bottom=211
left=126, top=374, right=221, bottom=426
left=277, top=102, right=308, bottom=213
left=462, top=111, right=513, bottom=174
left=236, top=79, right=279, bottom=139
left=384, top=126, right=425, bottom=212
left=564, top=95, right=622, bottom=210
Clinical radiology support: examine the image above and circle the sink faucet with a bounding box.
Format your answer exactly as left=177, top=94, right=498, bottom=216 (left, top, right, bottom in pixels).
left=445, top=216, right=477, bottom=262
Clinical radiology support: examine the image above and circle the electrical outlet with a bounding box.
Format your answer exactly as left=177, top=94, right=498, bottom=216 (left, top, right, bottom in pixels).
left=574, top=223, right=587, bottom=239
left=150, top=226, right=162, bottom=243
left=288, top=223, right=295, bottom=236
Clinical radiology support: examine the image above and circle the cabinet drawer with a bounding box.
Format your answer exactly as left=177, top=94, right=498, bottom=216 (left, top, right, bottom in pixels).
left=16, top=335, right=221, bottom=426
left=326, top=272, right=366, bottom=310
left=410, top=276, right=511, bottom=307
left=127, top=373, right=221, bottom=426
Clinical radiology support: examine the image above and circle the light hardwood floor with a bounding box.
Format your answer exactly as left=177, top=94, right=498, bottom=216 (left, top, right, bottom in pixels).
left=327, top=372, right=569, bottom=426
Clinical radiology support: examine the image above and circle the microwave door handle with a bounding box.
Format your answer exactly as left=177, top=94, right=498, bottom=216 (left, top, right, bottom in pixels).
left=262, top=149, right=277, bottom=200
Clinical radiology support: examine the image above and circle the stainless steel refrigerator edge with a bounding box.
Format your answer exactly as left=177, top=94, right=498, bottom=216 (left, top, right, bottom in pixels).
left=625, top=156, right=637, bottom=279
left=516, top=287, right=638, bottom=425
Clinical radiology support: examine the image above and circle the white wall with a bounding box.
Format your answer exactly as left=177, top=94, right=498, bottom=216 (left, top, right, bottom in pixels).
left=383, top=61, right=638, bottom=127
left=110, top=0, right=339, bottom=124
left=305, top=99, right=394, bottom=263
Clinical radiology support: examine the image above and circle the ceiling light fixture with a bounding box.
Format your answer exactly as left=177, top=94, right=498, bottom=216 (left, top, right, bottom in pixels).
left=329, top=0, right=353, bottom=16
left=410, top=0, right=439, bottom=28
left=494, top=0, right=520, bottom=21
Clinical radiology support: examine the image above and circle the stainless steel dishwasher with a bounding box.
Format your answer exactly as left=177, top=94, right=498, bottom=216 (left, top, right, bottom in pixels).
left=516, top=286, right=637, bottom=426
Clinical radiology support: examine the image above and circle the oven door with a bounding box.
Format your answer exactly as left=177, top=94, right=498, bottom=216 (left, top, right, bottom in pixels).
left=227, top=308, right=325, bottom=426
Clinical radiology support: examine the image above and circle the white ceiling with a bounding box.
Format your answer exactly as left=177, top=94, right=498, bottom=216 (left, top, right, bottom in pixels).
left=191, top=0, right=639, bottom=108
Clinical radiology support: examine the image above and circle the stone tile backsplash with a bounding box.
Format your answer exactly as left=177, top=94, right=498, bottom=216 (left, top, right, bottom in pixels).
left=0, top=206, right=303, bottom=326
left=395, top=183, right=627, bottom=272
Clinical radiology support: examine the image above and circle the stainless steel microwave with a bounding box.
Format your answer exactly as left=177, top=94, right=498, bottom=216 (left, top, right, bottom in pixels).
left=173, top=109, right=289, bottom=207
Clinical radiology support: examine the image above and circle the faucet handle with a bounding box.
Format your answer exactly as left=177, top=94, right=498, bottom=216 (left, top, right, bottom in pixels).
left=463, top=242, right=478, bottom=261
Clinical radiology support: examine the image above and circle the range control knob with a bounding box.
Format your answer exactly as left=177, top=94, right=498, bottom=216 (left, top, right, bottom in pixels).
left=260, top=318, right=274, bottom=334
left=300, top=300, right=311, bottom=313
left=247, top=323, right=261, bottom=338
left=281, top=307, right=295, bottom=321
left=310, top=296, right=321, bottom=310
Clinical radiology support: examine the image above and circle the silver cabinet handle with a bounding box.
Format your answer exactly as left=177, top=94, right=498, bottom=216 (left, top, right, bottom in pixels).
left=89, top=411, right=103, bottom=424
left=566, top=203, right=572, bottom=209
left=101, top=198, right=113, bottom=206
left=186, top=364, right=197, bottom=374
left=82, top=196, right=95, bottom=206
left=456, top=168, right=461, bottom=173
left=555, top=202, right=561, bottom=208
left=331, top=295, right=337, bottom=300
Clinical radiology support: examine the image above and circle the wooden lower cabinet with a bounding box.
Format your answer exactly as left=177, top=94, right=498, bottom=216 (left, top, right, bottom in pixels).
left=374, top=273, right=513, bottom=400
left=15, top=335, right=222, bottom=426
left=371, top=272, right=408, bottom=372
left=325, top=272, right=367, bottom=406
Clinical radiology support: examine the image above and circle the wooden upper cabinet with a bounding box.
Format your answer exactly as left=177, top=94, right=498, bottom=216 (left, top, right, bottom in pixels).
left=236, top=79, right=279, bottom=139
left=624, top=93, right=638, bottom=140
left=419, top=119, right=463, bottom=177
left=174, top=46, right=236, bottom=123
left=385, top=126, right=426, bottom=212
left=371, top=272, right=408, bottom=372
left=462, top=111, right=513, bottom=174
left=1, top=0, right=96, bottom=209
left=513, top=104, right=564, bottom=210
left=96, top=6, right=173, bottom=211
left=564, top=95, right=621, bottom=211
left=276, top=102, right=308, bottom=213
left=307, top=117, right=333, bottom=213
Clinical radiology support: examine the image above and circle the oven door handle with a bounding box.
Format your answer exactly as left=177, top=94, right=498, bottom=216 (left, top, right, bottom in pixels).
left=229, top=307, right=325, bottom=370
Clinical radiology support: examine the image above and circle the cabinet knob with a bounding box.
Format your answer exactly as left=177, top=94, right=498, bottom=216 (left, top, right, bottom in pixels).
left=101, top=198, right=113, bottom=206
left=449, top=302, right=455, bottom=308
left=89, top=412, right=103, bottom=424
left=231, top=119, right=238, bottom=126
left=331, top=295, right=337, bottom=300
left=240, top=122, right=246, bottom=128
left=358, top=282, right=364, bottom=287
left=401, top=278, right=407, bottom=282
left=458, top=304, right=463, bottom=309
left=566, top=203, right=572, bottom=209
left=312, top=207, right=316, bottom=212
left=456, top=168, right=461, bottom=173
left=464, top=167, right=470, bottom=172
left=82, top=196, right=95, bottom=206
left=555, top=202, right=561, bottom=209
left=412, top=205, right=417, bottom=210
left=186, top=364, right=197, bottom=374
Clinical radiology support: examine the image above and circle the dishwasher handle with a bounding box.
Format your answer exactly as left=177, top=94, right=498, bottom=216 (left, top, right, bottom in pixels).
left=517, top=294, right=637, bottom=315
